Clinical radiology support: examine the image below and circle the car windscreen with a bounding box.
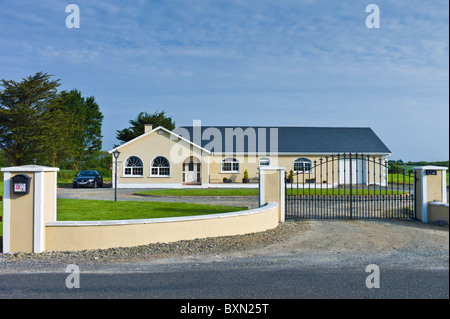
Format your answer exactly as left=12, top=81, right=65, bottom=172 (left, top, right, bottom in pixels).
left=78, top=171, right=96, bottom=176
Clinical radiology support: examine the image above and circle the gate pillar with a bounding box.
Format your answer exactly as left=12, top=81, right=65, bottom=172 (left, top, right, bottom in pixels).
left=1, top=165, right=59, bottom=253
left=413, top=166, right=448, bottom=223
left=259, top=167, right=286, bottom=222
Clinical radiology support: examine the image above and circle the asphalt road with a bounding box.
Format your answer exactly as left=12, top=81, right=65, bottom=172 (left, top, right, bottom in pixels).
left=1, top=253, right=448, bottom=300
left=1, top=269, right=448, bottom=299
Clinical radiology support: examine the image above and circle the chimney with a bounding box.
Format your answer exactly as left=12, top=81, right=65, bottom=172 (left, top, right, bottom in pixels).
left=144, top=124, right=153, bottom=133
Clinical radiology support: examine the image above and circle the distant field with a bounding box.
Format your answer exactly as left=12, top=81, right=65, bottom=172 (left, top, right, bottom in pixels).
left=388, top=172, right=448, bottom=186
left=389, top=162, right=449, bottom=186
left=388, top=173, right=415, bottom=185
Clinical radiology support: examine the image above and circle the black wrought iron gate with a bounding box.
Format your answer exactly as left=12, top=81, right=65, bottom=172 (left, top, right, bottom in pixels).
left=285, top=154, right=416, bottom=219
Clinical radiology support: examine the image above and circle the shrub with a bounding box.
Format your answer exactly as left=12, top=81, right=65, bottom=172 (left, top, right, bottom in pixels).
left=288, top=170, right=294, bottom=180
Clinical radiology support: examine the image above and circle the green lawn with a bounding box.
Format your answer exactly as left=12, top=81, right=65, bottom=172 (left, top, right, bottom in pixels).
left=56, top=199, right=246, bottom=221
left=388, top=173, right=415, bottom=185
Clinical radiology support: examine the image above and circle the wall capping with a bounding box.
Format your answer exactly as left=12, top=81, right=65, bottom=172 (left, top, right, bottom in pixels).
left=46, top=202, right=278, bottom=227
left=1, top=165, right=59, bottom=172
left=429, top=202, right=449, bottom=208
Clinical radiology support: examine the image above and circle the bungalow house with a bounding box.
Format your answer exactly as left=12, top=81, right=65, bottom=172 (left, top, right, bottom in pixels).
left=108, top=123, right=391, bottom=188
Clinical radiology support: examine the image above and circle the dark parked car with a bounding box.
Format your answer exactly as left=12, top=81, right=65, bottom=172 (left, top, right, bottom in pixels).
left=73, top=170, right=103, bottom=188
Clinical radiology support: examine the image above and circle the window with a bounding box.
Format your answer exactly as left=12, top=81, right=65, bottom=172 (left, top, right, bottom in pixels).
left=151, top=156, right=170, bottom=176
left=221, top=158, right=240, bottom=172
left=294, top=158, right=312, bottom=172
left=124, top=156, right=144, bottom=176
left=259, top=158, right=270, bottom=166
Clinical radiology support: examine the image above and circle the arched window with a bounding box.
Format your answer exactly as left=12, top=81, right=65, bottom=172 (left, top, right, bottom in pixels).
left=221, top=158, right=240, bottom=172
left=124, top=156, right=144, bottom=176
left=294, top=158, right=312, bottom=172
left=151, top=156, right=170, bottom=176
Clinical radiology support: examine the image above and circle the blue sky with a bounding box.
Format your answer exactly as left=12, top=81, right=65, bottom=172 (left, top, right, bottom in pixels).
left=0, top=0, right=448, bottom=161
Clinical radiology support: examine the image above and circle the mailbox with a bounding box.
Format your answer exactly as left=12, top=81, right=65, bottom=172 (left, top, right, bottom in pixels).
left=12, top=174, right=31, bottom=195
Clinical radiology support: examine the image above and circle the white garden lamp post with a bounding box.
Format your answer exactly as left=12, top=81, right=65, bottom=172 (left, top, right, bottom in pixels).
left=112, top=149, right=120, bottom=202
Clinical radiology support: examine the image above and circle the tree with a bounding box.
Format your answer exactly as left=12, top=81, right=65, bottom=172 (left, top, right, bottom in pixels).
left=0, top=73, right=104, bottom=167
left=389, top=163, right=405, bottom=174
left=58, top=90, right=103, bottom=167
left=115, top=111, right=175, bottom=145
left=0, top=72, right=60, bottom=165
left=36, top=93, right=74, bottom=166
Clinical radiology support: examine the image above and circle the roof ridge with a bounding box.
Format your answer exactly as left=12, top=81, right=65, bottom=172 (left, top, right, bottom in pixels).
left=179, top=126, right=373, bottom=129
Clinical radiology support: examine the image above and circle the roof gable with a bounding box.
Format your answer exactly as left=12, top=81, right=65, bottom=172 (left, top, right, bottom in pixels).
left=108, top=126, right=211, bottom=154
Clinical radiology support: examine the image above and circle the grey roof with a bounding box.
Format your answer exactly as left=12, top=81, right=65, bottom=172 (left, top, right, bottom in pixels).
left=175, top=126, right=391, bottom=154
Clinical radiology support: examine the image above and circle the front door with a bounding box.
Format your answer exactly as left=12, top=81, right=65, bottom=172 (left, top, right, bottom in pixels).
left=185, top=161, right=200, bottom=184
